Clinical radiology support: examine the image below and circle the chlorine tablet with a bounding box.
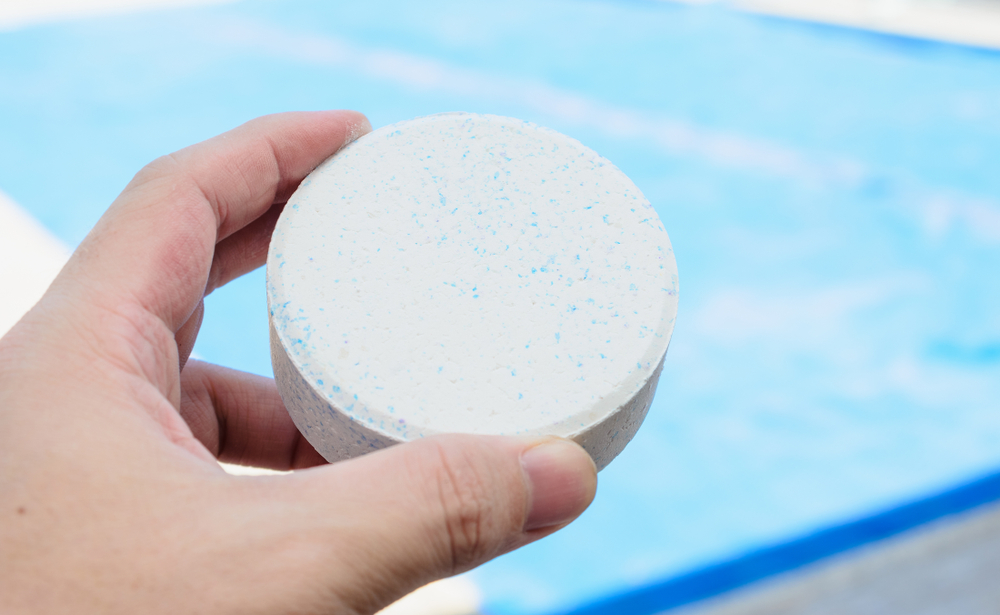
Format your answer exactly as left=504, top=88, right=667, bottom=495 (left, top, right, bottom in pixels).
left=267, top=112, right=678, bottom=470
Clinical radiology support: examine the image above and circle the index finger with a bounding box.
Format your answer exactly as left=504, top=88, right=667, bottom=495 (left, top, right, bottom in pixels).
left=64, top=111, right=370, bottom=332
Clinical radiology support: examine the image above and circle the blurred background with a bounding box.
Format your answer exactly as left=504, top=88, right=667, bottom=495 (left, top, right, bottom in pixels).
left=2, top=1, right=999, bottom=613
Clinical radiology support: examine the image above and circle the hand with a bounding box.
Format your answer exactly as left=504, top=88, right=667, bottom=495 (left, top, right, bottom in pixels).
left=0, top=112, right=597, bottom=614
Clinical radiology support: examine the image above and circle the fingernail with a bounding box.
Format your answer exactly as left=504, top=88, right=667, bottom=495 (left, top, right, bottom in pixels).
left=346, top=117, right=373, bottom=145
left=521, top=438, right=597, bottom=531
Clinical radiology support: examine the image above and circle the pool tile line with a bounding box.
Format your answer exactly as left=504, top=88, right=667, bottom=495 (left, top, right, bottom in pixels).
left=552, top=466, right=1000, bottom=615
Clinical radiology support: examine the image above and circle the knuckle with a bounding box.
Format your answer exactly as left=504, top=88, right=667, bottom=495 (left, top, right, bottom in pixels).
left=133, top=153, right=182, bottom=186
left=425, top=440, right=497, bottom=573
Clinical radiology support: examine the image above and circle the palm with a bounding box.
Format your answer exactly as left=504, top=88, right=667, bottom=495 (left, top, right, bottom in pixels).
left=0, top=112, right=596, bottom=615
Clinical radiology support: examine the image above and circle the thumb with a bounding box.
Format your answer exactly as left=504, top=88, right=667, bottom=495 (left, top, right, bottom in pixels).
left=272, top=434, right=596, bottom=614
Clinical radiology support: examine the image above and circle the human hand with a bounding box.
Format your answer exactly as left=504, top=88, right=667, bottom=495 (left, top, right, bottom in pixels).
left=0, top=112, right=597, bottom=614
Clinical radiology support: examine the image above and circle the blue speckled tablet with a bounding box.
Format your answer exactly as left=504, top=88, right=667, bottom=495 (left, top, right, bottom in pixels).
left=267, top=112, right=678, bottom=469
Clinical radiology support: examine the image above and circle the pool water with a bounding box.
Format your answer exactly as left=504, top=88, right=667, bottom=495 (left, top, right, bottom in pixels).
left=1, top=2, right=999, bottom=613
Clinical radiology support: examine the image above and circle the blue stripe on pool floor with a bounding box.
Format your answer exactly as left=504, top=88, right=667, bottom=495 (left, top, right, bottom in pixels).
left=557, top=466, right=1000, bottom=614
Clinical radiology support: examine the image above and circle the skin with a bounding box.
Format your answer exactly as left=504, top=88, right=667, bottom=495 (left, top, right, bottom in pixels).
left=0, top=111, right=597, bottom=615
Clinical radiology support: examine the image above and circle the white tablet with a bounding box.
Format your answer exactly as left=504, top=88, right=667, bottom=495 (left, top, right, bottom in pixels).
left=268, top=112, right=678, bottom=470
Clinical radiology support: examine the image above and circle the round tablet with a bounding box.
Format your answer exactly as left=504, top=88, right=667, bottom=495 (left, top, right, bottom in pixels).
left=267, top=112, right=678, bottom=470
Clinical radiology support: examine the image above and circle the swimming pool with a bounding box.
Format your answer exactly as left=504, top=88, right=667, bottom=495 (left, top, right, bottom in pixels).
left=2, top=1, right=999, bottom=612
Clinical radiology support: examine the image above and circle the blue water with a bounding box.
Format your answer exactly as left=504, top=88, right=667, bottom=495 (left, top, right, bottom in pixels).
left=2, top=2, right=999, bottom=612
